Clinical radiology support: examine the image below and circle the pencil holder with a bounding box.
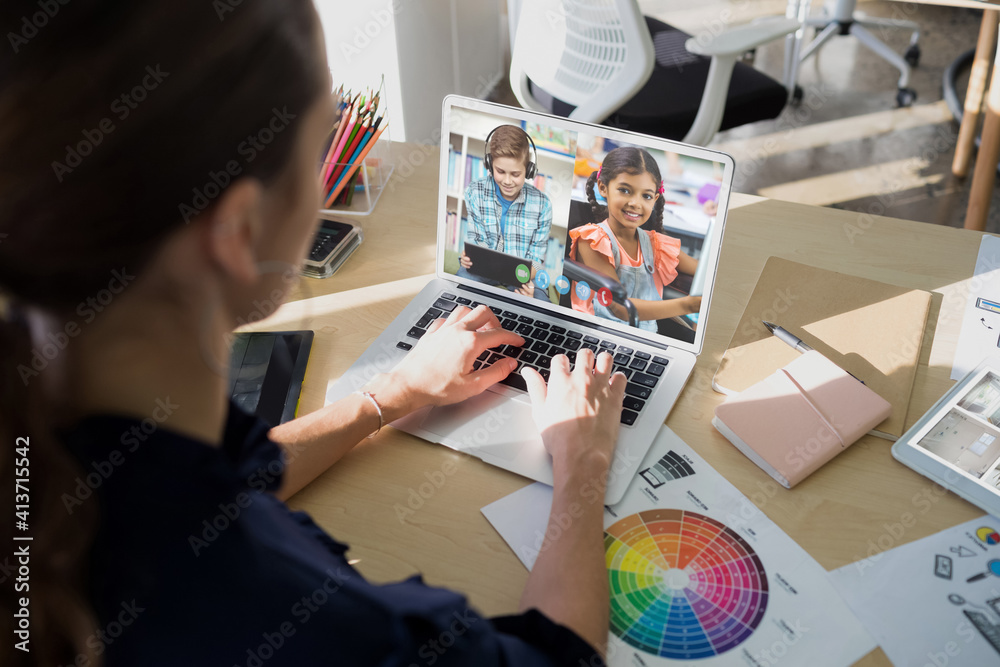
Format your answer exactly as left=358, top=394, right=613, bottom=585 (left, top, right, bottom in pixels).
left=318, top=124, right=393, bottom=216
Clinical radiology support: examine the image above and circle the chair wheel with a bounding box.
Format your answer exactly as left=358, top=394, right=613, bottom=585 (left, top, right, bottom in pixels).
left=789, top=85, right=804, bottom=107
left=904, top=44, right=920, bottom=67
left=896, top=87, right=917, bottom=108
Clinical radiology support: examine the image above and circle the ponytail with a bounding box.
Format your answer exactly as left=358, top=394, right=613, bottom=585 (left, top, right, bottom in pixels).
left=0, top=304, right=99, bottom=667
left=585, top=171, right=607, bottom=222
left=641, top=196, right=665, bottom=234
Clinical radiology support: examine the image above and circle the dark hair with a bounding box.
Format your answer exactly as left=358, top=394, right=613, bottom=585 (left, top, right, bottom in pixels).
left=0, top=1, right=327, bottom=664
left=585, top=146, right=665, bottom=233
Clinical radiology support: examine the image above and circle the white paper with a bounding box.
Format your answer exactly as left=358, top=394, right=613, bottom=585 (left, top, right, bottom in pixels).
left=952, top=235, right=1000, bottom=380
left=483, top=426, right=875, bottom=666
left=829, top=515, right=1000, bottom=666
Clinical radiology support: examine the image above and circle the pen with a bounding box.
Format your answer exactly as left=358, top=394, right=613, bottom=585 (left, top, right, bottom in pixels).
left=762, top=321, right=813, bottom=353
left=764, top=320, right=866, bottom=384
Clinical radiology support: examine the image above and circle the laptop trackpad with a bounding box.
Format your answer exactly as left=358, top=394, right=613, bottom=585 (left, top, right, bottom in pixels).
left=419, top=391, right=540, bottom=462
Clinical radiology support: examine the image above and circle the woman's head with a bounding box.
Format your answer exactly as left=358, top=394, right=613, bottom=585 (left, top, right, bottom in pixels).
left=585, top=146, right=665, bottom=233
left=0, top=2, right=330, bottom=664
left=0, top=0, right=330, bottom=314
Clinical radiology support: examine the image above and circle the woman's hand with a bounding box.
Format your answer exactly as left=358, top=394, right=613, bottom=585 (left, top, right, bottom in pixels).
left=364, top=305, right=523, bottom=420
left=459, top=253, right=473, bottom=269
left=522, top=349, right=626, bottom=479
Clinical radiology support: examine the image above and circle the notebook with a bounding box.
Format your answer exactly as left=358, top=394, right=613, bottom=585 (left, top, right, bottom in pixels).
left=714, top=351, right=893, bottom=488
left=713, top=256, right=932, bottom=439
left=325, top=95, right=735, bottom=504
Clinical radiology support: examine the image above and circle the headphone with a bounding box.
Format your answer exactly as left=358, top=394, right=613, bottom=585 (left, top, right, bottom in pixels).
left=484, top=125, right=537, bottom=181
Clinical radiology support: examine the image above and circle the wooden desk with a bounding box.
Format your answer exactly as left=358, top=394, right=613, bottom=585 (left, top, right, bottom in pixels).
left=250, top=142, right=987, bottom=666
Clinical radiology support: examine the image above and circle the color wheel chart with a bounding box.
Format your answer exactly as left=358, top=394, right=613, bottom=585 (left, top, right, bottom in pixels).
left=605, top=509, right=768, bottom=660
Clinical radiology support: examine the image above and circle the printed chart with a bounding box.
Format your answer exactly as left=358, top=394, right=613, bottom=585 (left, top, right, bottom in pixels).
left=606, top=510, right=767, bottom=659
left=481, top=427, right=875, bottom=666
left=639, top=449, right=696, bottom=488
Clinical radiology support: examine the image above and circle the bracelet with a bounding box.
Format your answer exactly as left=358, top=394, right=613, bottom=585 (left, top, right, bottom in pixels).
left=355, top=391, right=384, bottom=439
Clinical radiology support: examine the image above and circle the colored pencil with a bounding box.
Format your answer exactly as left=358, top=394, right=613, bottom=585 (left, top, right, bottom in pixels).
left=320, top=104, right=350, bottom=184
left=324, top=124, right=386, bottom=207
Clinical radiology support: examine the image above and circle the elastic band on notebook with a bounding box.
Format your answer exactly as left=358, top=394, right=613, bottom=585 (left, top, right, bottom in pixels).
left=779, top=368, right=846, bottom=447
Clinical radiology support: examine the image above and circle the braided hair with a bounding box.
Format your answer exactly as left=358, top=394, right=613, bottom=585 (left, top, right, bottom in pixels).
left=585, top=146, right=665, bottom=233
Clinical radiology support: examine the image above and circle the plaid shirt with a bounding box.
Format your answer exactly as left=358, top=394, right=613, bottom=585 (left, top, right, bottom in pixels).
left=464, top=178, right=552, bottom=266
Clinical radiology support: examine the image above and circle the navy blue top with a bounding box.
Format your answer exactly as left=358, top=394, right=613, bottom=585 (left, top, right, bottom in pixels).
left=61, top=401, right=603, bottom=666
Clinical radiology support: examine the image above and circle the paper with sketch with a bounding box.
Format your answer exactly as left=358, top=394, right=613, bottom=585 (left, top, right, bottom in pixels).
left=953, top=235, right=1000, bottom=380
left=482, top=427, right=875, bottom=666
left=829, top=515, right=1000, bottom=666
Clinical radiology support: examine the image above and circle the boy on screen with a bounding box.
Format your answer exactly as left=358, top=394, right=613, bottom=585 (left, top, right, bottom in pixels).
left=458, top=124, right=552, bottom=301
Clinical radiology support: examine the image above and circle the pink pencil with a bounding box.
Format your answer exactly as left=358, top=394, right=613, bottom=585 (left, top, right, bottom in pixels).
left=320, top=106, right=350, bottom=184
left=324, top=124, right=386, bottom=207
left=321, top=103, right=356, bottom=185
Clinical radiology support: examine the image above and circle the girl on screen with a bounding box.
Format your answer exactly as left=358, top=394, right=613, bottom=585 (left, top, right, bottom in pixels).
left=569, top=146, right=701, bottom=332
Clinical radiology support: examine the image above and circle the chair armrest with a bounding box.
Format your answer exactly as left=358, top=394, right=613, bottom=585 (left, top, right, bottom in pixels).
left=684, top=17, right=800, bottom=57
left=680, top=17, right=799, bottom=145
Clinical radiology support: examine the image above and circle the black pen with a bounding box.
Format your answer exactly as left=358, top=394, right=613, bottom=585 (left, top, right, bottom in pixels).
left=762, top=321, right=813, bottom=353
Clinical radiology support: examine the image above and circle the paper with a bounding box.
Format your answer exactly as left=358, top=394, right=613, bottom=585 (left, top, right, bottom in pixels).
left=482, top=427, right=875, bottom=666
left=952, top=235, right=1000, bottom=380
left=829, top=516, right=1000, bottom=666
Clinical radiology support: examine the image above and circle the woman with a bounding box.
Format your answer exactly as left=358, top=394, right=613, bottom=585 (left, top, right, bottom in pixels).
left=0, top=1, right=625, bottom=665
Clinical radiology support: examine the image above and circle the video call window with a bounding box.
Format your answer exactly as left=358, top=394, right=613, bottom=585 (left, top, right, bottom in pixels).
left=443, top=108, right=725, bottom=344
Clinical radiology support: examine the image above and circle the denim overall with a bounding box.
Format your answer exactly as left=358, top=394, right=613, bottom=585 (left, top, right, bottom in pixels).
left=593, top=221, right=660, bottom=332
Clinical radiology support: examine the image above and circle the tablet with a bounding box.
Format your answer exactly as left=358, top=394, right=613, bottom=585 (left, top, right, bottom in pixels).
left=463, top=242, right=530, bottom=286
left=892, top=357, right=1000, bottom=518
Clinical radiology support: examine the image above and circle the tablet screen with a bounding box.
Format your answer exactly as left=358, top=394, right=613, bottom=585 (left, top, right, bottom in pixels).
left=904, top=364, right=1000, bottom=506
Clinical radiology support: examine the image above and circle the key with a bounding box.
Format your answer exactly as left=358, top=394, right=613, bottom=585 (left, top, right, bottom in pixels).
left=625, top=383, right=651, bottom=399
left=632, top=372, right=658, bottom=388
left=623, top=396, right=645, bottom=412
left=433, top=298, right=457, bottom=312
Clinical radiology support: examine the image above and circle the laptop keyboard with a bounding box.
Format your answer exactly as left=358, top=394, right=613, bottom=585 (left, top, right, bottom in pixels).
left=397, top=292, right=667, bottom=426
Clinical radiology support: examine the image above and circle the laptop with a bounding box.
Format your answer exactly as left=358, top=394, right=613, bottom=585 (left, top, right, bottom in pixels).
left=325, top=96, right=733, bottom=504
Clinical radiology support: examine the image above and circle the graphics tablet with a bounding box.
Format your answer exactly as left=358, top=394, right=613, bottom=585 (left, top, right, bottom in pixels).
left=892, top=357, right=1000, bottom=518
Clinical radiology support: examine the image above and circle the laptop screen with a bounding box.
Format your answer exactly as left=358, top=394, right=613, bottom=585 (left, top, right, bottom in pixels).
left=437, top=96, right=734, bottom=356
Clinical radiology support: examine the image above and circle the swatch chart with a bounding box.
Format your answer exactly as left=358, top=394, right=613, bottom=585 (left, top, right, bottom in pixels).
left=606, top=510, right=768, bottom=659
left=481, top=426, right=875, bottom=666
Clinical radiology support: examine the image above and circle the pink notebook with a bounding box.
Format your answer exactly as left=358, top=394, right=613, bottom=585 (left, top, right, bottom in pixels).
left=712, top=351, right=892, bottom=488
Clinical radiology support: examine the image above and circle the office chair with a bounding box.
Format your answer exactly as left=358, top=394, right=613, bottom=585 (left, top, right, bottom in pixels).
left=792, top=0, right=920, bottom=107
left=508, top=0, right=802, bottom=146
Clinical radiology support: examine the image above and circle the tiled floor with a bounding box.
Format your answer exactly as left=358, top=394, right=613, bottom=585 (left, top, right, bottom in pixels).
left=503, top=1, right=994, bottom=232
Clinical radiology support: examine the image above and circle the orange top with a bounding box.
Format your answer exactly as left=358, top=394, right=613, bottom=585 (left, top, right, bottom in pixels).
left=568, top=223, right=682, bottom=315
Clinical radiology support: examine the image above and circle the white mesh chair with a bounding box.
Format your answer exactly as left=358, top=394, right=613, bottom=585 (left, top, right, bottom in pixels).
left=509, top=0, right=801, bottom=146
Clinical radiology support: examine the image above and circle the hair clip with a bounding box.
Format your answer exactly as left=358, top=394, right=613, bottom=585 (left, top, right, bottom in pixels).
left=597, top=167, right=602, bottom=181
left=658, top=180, right=664, bottom=194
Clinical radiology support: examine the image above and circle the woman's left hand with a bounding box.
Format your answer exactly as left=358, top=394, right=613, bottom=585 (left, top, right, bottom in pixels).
left=363, top=305, right=524, bottom=420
